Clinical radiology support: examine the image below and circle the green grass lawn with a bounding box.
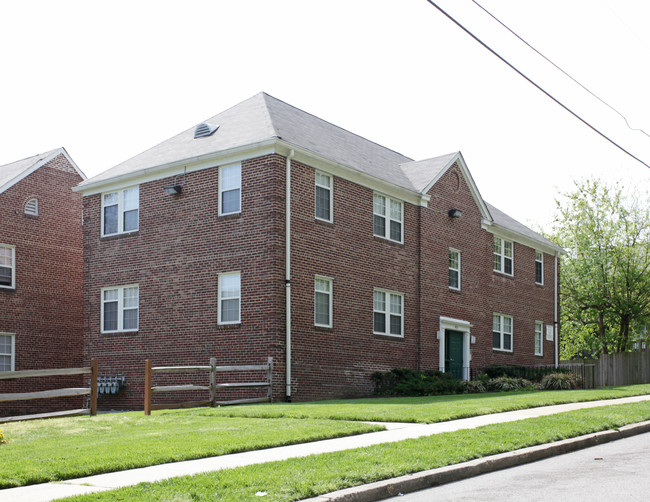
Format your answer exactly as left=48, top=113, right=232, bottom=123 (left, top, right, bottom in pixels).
left=0, top=412, right=381, bottom=488
left=1, top=385, right=649, bottom=491
left=200, top=383, right=650, bottom=423
left=62, top=400, right=650, bottom=502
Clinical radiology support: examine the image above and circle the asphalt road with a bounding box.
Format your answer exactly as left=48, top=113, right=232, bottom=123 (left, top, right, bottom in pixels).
left=385, top=431, right=650, bottom=501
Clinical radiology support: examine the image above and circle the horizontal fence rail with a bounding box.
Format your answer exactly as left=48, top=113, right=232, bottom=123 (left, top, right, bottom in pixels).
left=144, top=357, right=273, bottom=415
left=0, top=359, right=98, bottom=423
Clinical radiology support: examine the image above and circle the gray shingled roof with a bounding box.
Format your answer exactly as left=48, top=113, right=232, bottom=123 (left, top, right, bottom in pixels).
left=79, top=93, right=418, bottom=190
left=485, top=202, right=562, bottom=252
left=0, top=148, right=63, bottom=194
left=77, top=92, right=560, bottom=252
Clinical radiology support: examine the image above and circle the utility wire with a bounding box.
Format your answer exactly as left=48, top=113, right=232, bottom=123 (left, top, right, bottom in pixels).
left=423, top=0, right=650, bottom=169
left=471, top=0, right=650, bottom=139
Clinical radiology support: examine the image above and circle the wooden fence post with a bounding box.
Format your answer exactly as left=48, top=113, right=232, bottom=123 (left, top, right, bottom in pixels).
left=210, top=357, right=217, bottom=407
left=90, top=359, right=98, bottom=416
left=267, top=356, right=273, bottom=403
left=144, top=359, right=152, bottom=416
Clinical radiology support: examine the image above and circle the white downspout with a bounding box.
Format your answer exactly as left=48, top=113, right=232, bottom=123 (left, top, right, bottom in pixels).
left=554, top=253, right=559, bottom=368
left=285, top=149, right=295, bottom=401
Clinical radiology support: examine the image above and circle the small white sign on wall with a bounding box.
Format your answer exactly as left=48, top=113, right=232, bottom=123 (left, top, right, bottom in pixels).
left=546, top=325, right=554, bottom=341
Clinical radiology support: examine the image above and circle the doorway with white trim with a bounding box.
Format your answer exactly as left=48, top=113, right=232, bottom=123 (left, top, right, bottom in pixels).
left=439, top=316, right=472, bottom=381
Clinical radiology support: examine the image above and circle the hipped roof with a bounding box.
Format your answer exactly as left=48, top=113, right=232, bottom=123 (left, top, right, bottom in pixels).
left=76, top=92, right=562, bottom=253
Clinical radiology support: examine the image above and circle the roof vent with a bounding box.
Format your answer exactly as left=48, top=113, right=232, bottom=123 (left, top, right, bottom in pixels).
left=194, top=123, right=219, bottom=138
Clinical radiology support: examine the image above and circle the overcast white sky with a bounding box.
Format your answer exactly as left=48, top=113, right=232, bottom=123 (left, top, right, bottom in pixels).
left=1, top=0, right=649, bottom=229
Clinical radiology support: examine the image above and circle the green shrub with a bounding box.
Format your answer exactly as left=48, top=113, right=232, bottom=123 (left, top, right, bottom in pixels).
left=371, top=368, right=464, bottom=396
left=486, top=376, right=533, bottom=392
left=540, top=372, right=580, bottom=390
left=462, top=380, right=486, bottom=394
left=483, top=364, right=573, bottom=383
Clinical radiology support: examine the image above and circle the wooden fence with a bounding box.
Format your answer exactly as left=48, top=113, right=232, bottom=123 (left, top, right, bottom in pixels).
left=144, top=357, right=273, bottom=415
left=0, top=359, right=98, bottom=423
left=596, top=351, right=650, bottom=387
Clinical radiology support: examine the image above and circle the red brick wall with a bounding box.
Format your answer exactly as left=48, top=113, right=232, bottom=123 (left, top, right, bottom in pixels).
left=0, top=154, right=85, bottom=416
left=83, top=156, right=286, bottom=410
left=83, top=154, right=559, bottom=407
left=288, top=160, right=419, bottom=400
left=418, top=163, right=557, bottom=372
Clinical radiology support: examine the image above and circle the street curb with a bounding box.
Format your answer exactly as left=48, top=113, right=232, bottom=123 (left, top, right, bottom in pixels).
left=304, top=420, right=650, bottom=501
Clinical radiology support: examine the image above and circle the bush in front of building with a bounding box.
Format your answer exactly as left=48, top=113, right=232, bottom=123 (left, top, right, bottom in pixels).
left=540, top=372, right=581, bottom=390
left=371, top=368, right=465, bottom=396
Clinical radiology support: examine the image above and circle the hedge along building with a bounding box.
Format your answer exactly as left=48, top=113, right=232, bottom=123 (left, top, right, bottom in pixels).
left=0, top=148, right=86, bottom=417
left=74, top=93, right=563, bottom=408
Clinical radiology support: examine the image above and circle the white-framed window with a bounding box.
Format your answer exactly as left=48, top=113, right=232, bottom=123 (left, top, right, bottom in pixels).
left=493, top=236, right=513, bottom=275
left=314, top=276, right=333, bottom=327
left=449, top=248, right=461, bottom=290
left=0, top=333, right=15, bottom=372
left=535, top=251, right=544, bottom=285
left=219, top=163, right=241, bottom=216
left=493, top=313, right=513, bottom=352
left=535, top=321, right=544, bottom=356
left=315, top=171, right=333, bottom=222
left=373, top=194, right=403, bottom=243
left=24, top=198, right=39, bottom=216
left=0, top=244, right=16, bottom=289
left=373, top=288, right=404, bottom=337
left=218, top=272, right=241, bottom=324
left=101, top=285, right=139, bottom=333
left=102, top=186, right=139, bottom=236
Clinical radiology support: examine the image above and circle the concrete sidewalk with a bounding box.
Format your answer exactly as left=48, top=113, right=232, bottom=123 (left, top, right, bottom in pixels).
left=3, top=395, right=650, bottom=502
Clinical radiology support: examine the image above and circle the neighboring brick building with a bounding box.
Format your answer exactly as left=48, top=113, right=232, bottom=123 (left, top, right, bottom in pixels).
left=75, top=93, right=563, bottom=408
left=0, top=148, right=86, bottom=416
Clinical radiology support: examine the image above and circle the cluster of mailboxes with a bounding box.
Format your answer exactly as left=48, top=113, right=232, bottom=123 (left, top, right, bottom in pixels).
left=97, top=376, right=126, bottom=395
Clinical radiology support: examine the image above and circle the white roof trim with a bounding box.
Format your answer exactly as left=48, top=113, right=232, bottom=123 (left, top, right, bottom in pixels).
left=483, top=222, right=564, bottom=255
left=75, top=138, right=429, bottom=206
left=420, top=152, right=492, bottom=222
left=0, top=148, right=86, bottom=195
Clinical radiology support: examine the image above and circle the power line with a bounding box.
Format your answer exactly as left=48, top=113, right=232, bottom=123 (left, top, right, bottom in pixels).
left=471, top=0, right=650, bottom=139
left=422, top=0, right=650, bottom=169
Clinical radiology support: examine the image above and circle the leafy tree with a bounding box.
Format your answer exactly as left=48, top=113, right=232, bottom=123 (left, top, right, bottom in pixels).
left=549, top=179, right=650, bottom=358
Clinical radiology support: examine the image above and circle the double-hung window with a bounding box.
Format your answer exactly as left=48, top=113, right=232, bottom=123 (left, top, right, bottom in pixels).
left=0, top=245, right=15, bottom=289
left=0, top=333, right=15, bottom=371
left=493, top=236, right=513, bottom=275
left=102, top=285, right=139, bottom=333
left=314, top=276, right=333, bottom=327
left=373, top=289, right=404, bottom=337
left=373, top=194, right=403, bottom=243
left=218, top=272, right=241, bottom=324
left=493, top=313, right=513, bottom=352
left=449, top=249, right=461, bottom=290
left=219, top=163, right=241, bottom=216
left=102, top=187, right=139, bottom=236
left=535, top=251, right=544, bottom=285
left=315, top=172, right=332, bottom=222
left=534, top=321, right=544, bottom=356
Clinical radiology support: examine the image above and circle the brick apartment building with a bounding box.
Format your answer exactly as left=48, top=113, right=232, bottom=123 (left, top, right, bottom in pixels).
left=0, top=148, right=85, bottom=416
left=75, top=93, right=563, bottom=408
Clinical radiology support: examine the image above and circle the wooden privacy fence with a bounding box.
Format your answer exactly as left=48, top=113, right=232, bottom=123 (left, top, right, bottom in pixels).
left=597, top=351, right=650, bottom=387
left=0, top=359, right=98, bottom=423
left=144, top=357, right=273, bottom=415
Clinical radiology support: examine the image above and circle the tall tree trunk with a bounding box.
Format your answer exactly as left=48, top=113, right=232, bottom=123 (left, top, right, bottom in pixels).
left=599, top=312, right=608, bottom=354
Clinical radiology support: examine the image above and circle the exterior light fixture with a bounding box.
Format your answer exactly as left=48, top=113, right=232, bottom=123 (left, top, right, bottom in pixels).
left=448, top=209, right=462, bottom=218
left=164, top=185, right=182, bottom=195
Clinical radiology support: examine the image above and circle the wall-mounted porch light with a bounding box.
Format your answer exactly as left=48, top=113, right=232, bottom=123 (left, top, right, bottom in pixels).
left=447, top=209, right=462, bottom=218
left=164, top=170, right=186, bottom=196
left=164, top=185, right=183, bottom=195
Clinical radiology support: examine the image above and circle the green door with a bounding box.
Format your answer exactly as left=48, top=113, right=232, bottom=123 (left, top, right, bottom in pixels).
left=445, top=330, right=464, bottom=380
